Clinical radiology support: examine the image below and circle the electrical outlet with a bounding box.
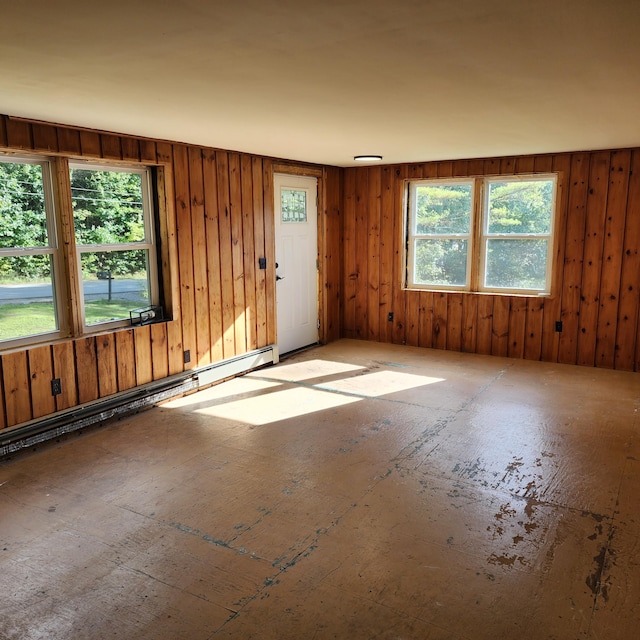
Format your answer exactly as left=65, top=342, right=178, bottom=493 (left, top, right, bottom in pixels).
left=51, top=378, right=62, bottom=396
left=258, top=257, right=267, bottom=270
left=388, top=312, right=394, bottom=322
left=184, top=349, right=191, bottom=363
left=555, top=321, right=563, bottom=332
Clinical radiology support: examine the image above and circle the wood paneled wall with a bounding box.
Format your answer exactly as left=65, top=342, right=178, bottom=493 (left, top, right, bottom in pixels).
left=342, top=150, right=640, bottom=371
left=0, top=115, right=341, bottom=430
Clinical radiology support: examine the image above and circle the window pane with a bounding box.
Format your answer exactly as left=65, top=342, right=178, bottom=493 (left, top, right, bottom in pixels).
left=415, top=183, right=472, bottom=234
left=486, top=179, right=553, bottom=234
left=485, top=239, right=548, bottom=290
left=80, top=250, right=151, bottom=326
left=413, top=239, right=468, bottom=286
left=71, top=168, right=145, bottom=244
left=0, top=161, right=49, bottom=248
left=281, top=189, right=307, bottom=222
left=0, top=255, right=57, bottom=340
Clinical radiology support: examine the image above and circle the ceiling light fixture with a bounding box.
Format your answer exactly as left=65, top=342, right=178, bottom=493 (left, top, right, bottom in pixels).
left=354, top=155, right=383, bottom=162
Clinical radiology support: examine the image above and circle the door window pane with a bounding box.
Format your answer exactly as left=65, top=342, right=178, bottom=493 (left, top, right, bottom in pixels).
left=281, top=189, right=307, bottom=222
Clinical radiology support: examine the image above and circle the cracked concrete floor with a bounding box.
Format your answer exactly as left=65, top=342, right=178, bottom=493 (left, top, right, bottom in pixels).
left=1, top=339, right=639, bottom=639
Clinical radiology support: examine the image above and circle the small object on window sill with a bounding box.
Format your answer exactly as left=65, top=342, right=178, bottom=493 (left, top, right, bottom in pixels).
left=130, top=305, right=164, bottom=326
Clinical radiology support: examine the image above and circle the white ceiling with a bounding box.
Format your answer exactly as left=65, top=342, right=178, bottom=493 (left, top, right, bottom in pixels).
left=2, top=0, right=639, bottom=167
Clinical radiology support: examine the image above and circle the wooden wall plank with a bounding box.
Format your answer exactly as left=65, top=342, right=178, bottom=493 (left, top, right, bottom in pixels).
left=216, top=151, right=236, bottom=357
left=241, top=154, right=258, bottom=351
left=188, top=146, right=211, bottom=366
left=476, top=297, right=494, bottom=355
left=433, top=292, right=448, bottom=350
left=5, top=119, right=32, bottom=149
left=418, top=291, right=434, bottom=348
left=31, top=123, right=58, bottom=152
left=96, top=334, right=118, bottom=398
left=558, top=153, right=590, bottom=364
left=134, top=325, right=153, bottom=386
left=507, top=296, right=527, bottom=359
left=0, top=360, right=5, bottom=430
left=367, top=167, right=381, bottom=341
left=0, top=115, right=8, bottom=147
left=617, top=150, right=640, bottom=371
left=354, top=167, right=369, bottom=339
left=405, top=292, right=420, bottom=346
left=140, top=140, right=157, bottom=164
left=595, top=150, right=631, bottom=368
left=151, top=323, right=169, bottom=381
left=540, top=154, right=571, bottom=363
left=229, top=153, right=247, bottom=354
left=203, top=150, right=224, bottom=361
left=52, top=342, right=77, bottom=411
left=576, top=151, right=610, bottom=366
left=2, top=351, right=31, bottom=427
left=378, top=166, right=394, bottom=343
left=461, top=294, right=478, bottom=353
left=515, top=156, right=535, bottom=173
left=446, top=293, right=463, bottom=352
left=491, top=296, right=510, bottom=357
left=100, top=134, right=122, bottom=160
left=391, top=165, right=408, bottom=344
left=263, top=159, right=276, bottom=347
left=523, top=298, right=544, bottom=361
left=343, top=168, right=357, bottom=338
left=173, top=144, right=197, bottom=368
left=80, top=131, right=101, bottom=157
left=57, top=128, right=81, bottom=155
left=323, top=166, right=342, bottom=343
left=121, top=137, right=140, bottom=162
left=28, top=346, right=56, bottom=420
left=252, top=157, right=268, bottom=348
left=115, top=329, right=136, bottom=392
left=75, top=337, right=99, bottom=404
left=167, top=320, right=184, bottom=376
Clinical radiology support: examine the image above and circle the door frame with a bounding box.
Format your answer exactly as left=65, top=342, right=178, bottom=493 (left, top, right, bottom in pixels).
left=271, top=162, right=327, bottom=348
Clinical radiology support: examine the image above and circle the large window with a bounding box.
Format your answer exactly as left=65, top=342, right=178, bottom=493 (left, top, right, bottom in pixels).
left=0, top=155, right=162, bottom=348
left=406, top=174, right=557, bottom=294
left=70, top=165, right=158, bottom=330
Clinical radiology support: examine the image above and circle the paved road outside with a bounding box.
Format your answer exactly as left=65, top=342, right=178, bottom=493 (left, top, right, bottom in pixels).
left=0, top=279, right=147, bottom=304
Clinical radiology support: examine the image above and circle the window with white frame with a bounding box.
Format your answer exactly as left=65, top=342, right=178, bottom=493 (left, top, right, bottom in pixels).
left=70, top=164, right=158, bottom=330
left=0, top=155, right=163, bottom=348
left=0, top=157, right=61, bottom=345
left=406, top=174, right=557, bottom=294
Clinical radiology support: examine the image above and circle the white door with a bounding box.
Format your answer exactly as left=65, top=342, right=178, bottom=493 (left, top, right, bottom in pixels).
left=274, top=173, right=319, bottom=355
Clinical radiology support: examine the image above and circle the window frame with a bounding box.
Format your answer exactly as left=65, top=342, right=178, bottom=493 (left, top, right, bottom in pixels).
left=404, top=173, right=559, bottom=296
left=0, top=151, right=169, bottom=351
left=0, top=155, right=66, bottom=348
left=405, top=177, right=475, bottom=291
left=70, top=162, right=160, bottom=333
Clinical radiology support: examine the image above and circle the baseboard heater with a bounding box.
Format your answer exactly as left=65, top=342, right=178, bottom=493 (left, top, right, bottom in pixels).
left=0, top=344, right=279, bottom=460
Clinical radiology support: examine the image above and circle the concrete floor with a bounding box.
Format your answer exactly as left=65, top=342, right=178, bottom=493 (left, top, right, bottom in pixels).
left=1, top=339, right=639, bottom=639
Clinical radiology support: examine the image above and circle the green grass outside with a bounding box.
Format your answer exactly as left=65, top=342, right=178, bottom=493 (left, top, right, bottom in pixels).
left=0, top=300, right=137, bottom=341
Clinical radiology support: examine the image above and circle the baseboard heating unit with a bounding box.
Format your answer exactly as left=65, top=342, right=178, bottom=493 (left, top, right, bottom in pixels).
left=0, top=344, right=279, bottom=459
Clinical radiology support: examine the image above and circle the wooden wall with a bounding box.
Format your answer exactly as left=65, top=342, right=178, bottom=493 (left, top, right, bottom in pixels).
left=0, top=115, right=341, bottom=430
left=342, top=150, right=640, bottom=371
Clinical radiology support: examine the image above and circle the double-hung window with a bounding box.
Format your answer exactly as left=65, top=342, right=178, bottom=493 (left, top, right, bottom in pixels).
left=0, top=157, right=61, bottom=345
left=406, top=174, right=557, bottom=295
left=0, top=154, right=163, bottom=349
left=70, top=164, right=158, bottom=331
